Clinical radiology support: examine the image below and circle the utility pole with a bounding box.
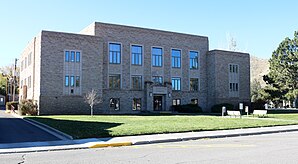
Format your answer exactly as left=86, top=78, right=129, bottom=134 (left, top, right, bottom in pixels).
left=12, top=58, right=18, bottom=102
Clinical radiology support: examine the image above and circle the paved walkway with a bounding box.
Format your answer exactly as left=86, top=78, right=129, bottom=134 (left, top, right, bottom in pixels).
left=0, top=110, right=60, bottom=144
left=2, top=113, right=298, bottom=154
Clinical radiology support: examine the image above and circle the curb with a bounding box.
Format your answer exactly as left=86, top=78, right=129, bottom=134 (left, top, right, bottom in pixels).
left=132, top=127, right=298, bottom=145
left=89, top=142, right=132, bottom=148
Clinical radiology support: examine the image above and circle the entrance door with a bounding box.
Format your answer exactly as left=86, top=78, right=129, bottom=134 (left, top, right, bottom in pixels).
left=153, top=96, right=162, bottom=111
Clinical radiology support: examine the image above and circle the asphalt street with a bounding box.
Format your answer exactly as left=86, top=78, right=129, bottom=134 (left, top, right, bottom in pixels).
left=0, top=110, right=60, bottom=143
left=2, top=131, right=298, bottom=164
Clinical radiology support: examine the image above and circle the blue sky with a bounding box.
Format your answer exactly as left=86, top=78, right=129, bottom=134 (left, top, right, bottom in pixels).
left=1, top=0, right=297, bottom=67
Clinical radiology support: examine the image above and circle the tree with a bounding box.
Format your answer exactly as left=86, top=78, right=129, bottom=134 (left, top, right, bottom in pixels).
left=264, top=31, right=298, bottom=103
left=251, top=79, right=269, bottom=102
left=84, top=89, right=102, bottom=116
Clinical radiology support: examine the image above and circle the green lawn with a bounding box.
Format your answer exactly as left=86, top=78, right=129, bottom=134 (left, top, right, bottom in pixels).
left=27, top=114, right=298, bottom=139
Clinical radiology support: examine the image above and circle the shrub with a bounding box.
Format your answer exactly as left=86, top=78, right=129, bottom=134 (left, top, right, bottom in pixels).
left=19, top=99, right=38, bottom=115
left=6, top=101, right=18, bottom=111
left=251, top=100, right=266, bottom=110
left=172, top=104, right=202, bottom=113
left=211, top=103, right=234, bottom=113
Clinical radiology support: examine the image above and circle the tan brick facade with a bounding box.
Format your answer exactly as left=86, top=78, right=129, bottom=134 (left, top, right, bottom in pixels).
left=19, top=22, right=250, bottom=114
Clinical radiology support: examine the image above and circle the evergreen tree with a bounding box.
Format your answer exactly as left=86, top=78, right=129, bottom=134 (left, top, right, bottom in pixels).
left=264, top=31, right=298, bottom=102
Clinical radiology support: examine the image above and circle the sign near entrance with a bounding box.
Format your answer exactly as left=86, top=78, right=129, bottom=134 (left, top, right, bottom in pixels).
left=153, top=87, right=167, bottom=94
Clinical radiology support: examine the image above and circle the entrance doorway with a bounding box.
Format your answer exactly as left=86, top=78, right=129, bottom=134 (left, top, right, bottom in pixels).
left=153, top=96, right=163, bottom=111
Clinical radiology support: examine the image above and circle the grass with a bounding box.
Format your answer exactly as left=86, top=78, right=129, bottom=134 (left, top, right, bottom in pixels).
left=27, top=114, right=298, bottom=139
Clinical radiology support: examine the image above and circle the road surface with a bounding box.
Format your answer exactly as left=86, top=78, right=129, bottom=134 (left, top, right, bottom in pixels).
left=2, top=130, right=298, bottom=163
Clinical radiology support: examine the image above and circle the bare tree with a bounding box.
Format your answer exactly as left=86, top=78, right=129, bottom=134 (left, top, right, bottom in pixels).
left=84, top=89, right=102, bottom=116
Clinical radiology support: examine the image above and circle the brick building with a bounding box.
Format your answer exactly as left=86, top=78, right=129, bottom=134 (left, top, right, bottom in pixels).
left=19, top=22, right=250, bottom=115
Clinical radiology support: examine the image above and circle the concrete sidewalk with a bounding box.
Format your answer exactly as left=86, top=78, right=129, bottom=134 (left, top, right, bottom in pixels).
left=2, top=123, right=298, bottom=154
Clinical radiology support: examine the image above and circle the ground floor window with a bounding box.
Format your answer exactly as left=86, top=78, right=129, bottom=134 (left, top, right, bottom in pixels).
left=172, top=99, right=181, bottom=106
left=191, top=99, right=198, bottom=105
left=110, top=98, right=120, bottom=110
left=132, top=98, right=141, bottom=110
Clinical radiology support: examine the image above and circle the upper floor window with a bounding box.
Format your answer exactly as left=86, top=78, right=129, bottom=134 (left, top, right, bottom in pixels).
left=76, top=52, right=80, bottom=62
left=152, top=76, right=163, bottom=85
left=131, top=45, right=142, bottom=65
left=65, top=76, right=69, bottom=87
left=21, top=61, right=24, bottom=71
left=65, top=51, right=70, bottom=62
left=172, top=49, right=181, bottom=68
left=172, top=77, right=181, bottom=91
left=76, top=76, right=80, bottom=87
left=28, top=76, right=32, bottom=89
left=190, top=78, right=199, bottom=91
left=229, top=83, right=239, bottom=92
left=25, top=57, right=27, bottom=69
left=190, top=51, right=199, bottom=69
left=109, top=74, right=121, bottom=89
left=28, top=52, right=32, bottom=66
left=131, top=75, right=142, bottom=90
left=152, top=47, right=162, bottom=67
left=229, top=64, right=238, bottom=73
left=70, top=51, right=75, bottom=62
left=70, top=76, right=75, bottom=87
left=109, top=43, right=121, bottom=64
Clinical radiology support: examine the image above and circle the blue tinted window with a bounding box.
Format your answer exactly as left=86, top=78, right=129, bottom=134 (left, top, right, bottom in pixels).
left=152, top=47, right=162, bottom=67
left=65, top=51, right=69, bottom=62
left=70, top=76, right=74, bottom=87
left=71, top=51, right=75, bottom=62
left=65, top=76, right=69, bottom=87
left=131, top=45, right=142, bottom=65
left=190, top=51, right=199, bottom=69
left=109, top=43, right=121, bottom=64
left=172, top=77, right=181, bottom=91
left=172, top=49, right=181, bottom=68
left=76, top=52, right=80, bottom=62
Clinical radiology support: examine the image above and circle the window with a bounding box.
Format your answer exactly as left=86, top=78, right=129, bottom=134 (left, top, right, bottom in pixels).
left=65, top=76, right=69, bottom=87
left=28, top=53, right=32, bottom=66
left=70, top=76, right=74, bottom=87
left=131, top=45, right=142, bottom=65
left=76, top=76, right=80, bottom=87
left=21, top=61, right=24, bottom=71
left=172, top=77, right=181, bottom=91
left=110, top=98, right=120, bottom=110
left=190, top=78, right=199, bottom=91
left=25, top=57, right=27, bottom=69
left=190, top=51, right=199, bottom=69
left=109, top=43, right=121, bottom=64
left=109, top=74, right=121, bottom=89
left=152, top=47, right=162, bottom=67
left=191, top=99, right=198, bottom=105
left=28, top=76, right=31, bottom=89
left=229, top=64, right=238, bottom=73
left=21, top=80, right=23, bottom=88
left=229, top=64, right=239, bottom=97
left=152, top=76, right=163, bottom=85
left=172, top=99, right=181, bottom=106
left=132, top=98, right=141, bottom=110
left=76, top=52, right=80, bottom=62
left=172, top=49, right=181, bottom=68
left=65, top=51, right=70, bottom=62
left=229, top=83, right=239, bottom=92
left=131, top=75, right=142, bottom=90
left=71, top=51, right=75, bottom=62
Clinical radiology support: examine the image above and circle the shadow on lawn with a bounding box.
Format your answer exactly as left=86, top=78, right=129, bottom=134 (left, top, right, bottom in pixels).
left=29, top=117, right=122, bottom=139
